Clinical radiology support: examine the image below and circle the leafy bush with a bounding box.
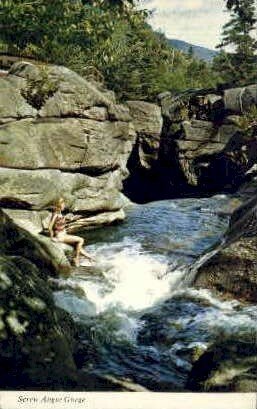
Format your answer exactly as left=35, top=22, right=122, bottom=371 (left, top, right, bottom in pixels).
left=21, top=66, right=60, bottom=109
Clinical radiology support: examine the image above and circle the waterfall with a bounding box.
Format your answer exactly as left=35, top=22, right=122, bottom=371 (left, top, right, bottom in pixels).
left=176, top=238, right=227, bottom=289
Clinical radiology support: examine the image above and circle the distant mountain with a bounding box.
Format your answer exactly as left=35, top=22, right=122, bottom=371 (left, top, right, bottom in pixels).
left=168, top=39, right=218, bottom=62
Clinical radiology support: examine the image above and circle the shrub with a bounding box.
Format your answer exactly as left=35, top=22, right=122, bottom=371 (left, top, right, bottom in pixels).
left=21, top=66, right=60, bottom=109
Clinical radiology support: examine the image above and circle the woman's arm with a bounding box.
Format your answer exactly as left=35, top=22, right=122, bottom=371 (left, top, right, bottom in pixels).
left=65, top=213, right=80, bottom=221
left=48, top=213, right=57, bottom=238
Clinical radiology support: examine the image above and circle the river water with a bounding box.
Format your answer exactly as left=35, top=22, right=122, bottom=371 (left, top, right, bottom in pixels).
left=53, top=196, right=257, bottom=390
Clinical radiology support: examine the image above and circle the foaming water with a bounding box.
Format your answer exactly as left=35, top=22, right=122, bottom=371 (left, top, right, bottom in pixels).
left=86, top=239, right=184, bottom=312
left=53, top=196, right=257, bottom=390
left=55, top=236, right=188, bottom=319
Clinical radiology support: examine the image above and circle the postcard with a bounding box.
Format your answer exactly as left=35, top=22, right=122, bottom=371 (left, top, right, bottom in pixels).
left=0, top=0, right=256, bottom=408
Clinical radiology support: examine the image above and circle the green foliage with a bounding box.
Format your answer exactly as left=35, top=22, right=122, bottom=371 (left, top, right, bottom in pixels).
left=214, top=0, right=257, bottom=86
left=186, top=58, right=222, bottom=89
left=21, top=66, right=60, bottom=109
left=237, top=106, right=257, bottom=136
left=0, top=0, right=221, bottom=100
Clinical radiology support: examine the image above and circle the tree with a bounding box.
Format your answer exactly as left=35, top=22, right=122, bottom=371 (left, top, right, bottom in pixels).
left=0, top=0, right=85, bottom=57
left=226, top=0, right=240, bottom=8
left=187, top=45, right=194, bottom=59
left=215, top=0, right=257, bottom=85
left=0, top=0, right=221, bottom=100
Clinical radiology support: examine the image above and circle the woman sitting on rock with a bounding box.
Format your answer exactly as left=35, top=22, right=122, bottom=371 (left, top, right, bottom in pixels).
left=48, top=198, right=93, bottom=267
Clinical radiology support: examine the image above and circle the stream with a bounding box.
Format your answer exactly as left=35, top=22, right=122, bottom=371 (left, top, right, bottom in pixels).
left=53, top=195, right=257, bottom=391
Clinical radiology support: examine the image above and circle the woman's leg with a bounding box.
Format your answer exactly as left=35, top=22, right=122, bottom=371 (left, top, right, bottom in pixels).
left=70, top=236, right=93, bottom=261
left=59, top=234, right=82, bottom=266
left=80, top=246, right=94, bottom=260
left=56, top=233, right=92, bottom=265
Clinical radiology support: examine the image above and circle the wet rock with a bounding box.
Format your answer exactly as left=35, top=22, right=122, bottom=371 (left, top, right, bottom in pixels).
left=92, top=374, right=148, bottom=391
left=65, top=209, right=126, bottom=232
left=0, top=209, right=80, bottom=389
left=194, top=237, right=257, bottom=303
left=194, top=193, right=257, bottom=303
left=187, top=338, right=257, bottom=392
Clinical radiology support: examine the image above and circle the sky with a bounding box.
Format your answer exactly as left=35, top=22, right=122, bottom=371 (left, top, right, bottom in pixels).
left=139, top=0, right=230, bottom=50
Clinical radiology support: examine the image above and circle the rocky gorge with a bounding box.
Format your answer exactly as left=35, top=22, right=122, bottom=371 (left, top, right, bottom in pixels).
left=1, top=61, right=257, bottom=231
left=0, top=60, right=257, bottom=391
left=125, top=84, right=257, bottom=202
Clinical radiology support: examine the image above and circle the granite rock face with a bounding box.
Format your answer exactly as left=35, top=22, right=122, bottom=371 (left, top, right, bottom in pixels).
left=124, top=86, right=257, bottom=202
left=123, top=101, right=164, bottom=202
left=0, top=168, right=125, bottom=212
left=0, top=62, right=136, bottom=232
left=3, top=61, right=257, bottom=209
left=224, top=84, right=257, bottom=113
left=125, top=101, right=163, bottom=170
left=158, top=88, right=257, bottom=195
left=0, top=118, right=134, bottom=172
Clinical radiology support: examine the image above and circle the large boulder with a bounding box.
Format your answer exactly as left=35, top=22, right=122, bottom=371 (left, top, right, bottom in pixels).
left=193, top=193, right=257, bottom=303
left=224, top=84, right=257, bottom=114
left=0, top=118, right=134, bottom=172
left=0, top=209, right=71, bottom=276
left=194, top=237, right=257, bottom=303
left=0, top=167, right=125, bottom=212
left=0, top=254, right=79, bottom=390
left=126, top=101, right=163, bottom=169
left=8, top=62, right=131, bottom=121
left=0, top=210, right=78, bottom=389
left=0, top=62, right=136, bottom=230
left=175, top=120, right=241, bottom=187
left=187, top=338, right=257, bottom=392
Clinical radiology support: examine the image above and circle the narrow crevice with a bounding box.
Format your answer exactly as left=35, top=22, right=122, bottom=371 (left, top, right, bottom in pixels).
left=0, top=117, right=37, bottom=126
left=0, top=165, right=119, bottom=177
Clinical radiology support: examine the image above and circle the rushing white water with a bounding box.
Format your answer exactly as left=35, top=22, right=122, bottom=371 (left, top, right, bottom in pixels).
left=52, top=197, right=257, bottom=390
left=53, top=197, right=234, bottom=331
left=55, top=237, right=186, bottom=316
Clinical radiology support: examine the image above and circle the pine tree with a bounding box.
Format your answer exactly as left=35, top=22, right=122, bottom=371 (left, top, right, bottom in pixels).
left=215, top=0, right=257, bottom=85
left=187, top=45, right=194, bottom=59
